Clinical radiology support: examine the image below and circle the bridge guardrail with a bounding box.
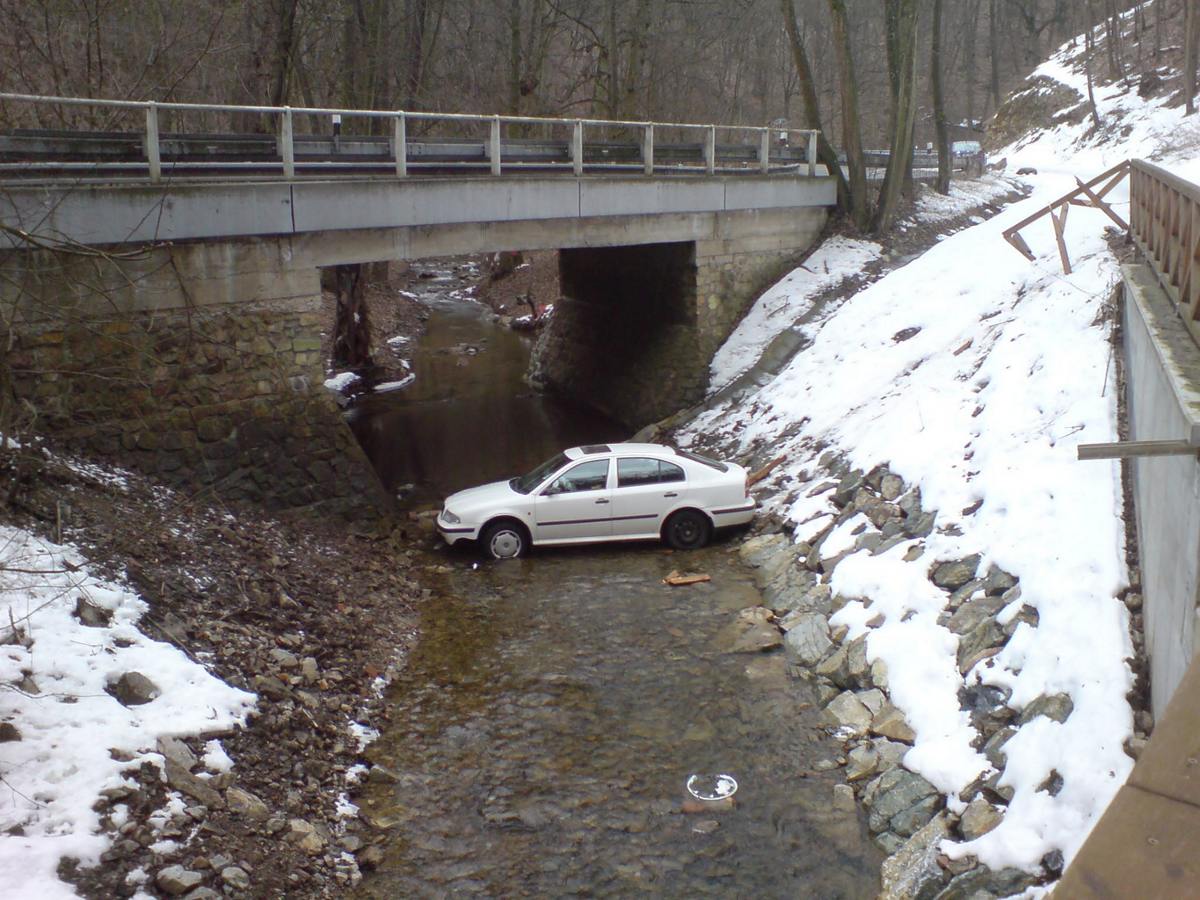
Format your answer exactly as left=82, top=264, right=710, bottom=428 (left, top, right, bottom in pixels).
left=0, top=92, right=821, bottom=183
left=1129, top=159, right=1200, bottom=347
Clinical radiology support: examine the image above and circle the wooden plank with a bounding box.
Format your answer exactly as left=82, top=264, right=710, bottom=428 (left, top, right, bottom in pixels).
left=1075, top=175, right=1130, bottom=230
left=1077, top=440, right=1196, bottom=460
left=1056, top=785, right=1200, bottom=899
left=1128, top=656, right=1200, bottom=806
left=1050, top=203, right=1072, bottom=274
left=1003, top=229, right=1037, bottom=262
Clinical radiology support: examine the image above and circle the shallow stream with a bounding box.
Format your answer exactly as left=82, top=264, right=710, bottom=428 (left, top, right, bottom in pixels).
left=347, top=272, right=881, bottom=896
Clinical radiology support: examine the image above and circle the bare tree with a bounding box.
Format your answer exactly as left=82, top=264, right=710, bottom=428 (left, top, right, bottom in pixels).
left=931, top=0, right=952, bottom=195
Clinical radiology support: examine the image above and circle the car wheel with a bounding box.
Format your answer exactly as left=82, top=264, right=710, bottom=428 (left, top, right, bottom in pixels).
left=481, top=520, right=528, bottom=560
left=664, top=509, right=710, bottom=550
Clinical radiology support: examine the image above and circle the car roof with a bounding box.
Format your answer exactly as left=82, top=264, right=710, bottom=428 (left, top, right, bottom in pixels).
left=564, top=442, right=676, bottom=460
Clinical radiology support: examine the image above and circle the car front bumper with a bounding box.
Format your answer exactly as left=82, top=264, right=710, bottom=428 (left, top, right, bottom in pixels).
left=436, top=514, right=478, bottom=546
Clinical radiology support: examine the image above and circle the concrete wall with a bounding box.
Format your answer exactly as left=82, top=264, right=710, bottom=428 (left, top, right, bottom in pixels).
left=531, top=207, right=827, bottom=427
left=1123, top=263, right=1200, bottom=715
left=1, top=239, right=390, bottom=517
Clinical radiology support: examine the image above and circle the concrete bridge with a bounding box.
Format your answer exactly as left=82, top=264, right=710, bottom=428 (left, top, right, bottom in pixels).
left=0, top=93, right=835, bottom=513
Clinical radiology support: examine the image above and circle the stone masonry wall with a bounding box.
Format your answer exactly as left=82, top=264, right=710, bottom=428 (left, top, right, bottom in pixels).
left=2, top=241, right=390, bottom=517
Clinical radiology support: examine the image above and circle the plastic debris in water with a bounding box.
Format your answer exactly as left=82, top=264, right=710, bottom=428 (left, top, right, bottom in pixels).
left=686, top=773, right=738, bottom=801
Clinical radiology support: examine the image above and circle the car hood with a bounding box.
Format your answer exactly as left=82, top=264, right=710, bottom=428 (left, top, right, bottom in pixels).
left=444, top=479, right=520, bottom=512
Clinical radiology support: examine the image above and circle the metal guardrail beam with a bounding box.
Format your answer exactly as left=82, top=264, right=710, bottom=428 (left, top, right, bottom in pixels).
left=0, top=91, right=824, bottom=184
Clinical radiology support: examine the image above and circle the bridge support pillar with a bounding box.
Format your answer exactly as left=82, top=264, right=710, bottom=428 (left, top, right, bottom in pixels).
left=1, top=238, right=390, bottom=517
left=529, top=208, right=827, bottom=428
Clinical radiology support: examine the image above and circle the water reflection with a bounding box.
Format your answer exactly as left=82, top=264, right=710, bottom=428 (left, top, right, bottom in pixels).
left=348, top=291, right=625, bottom=507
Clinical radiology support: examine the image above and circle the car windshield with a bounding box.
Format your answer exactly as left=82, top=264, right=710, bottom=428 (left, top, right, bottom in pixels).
left=511, top=452, right=570, bottom=494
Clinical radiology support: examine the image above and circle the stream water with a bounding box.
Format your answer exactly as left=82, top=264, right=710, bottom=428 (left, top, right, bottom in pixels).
left=347, top=272, right=882, bottom=897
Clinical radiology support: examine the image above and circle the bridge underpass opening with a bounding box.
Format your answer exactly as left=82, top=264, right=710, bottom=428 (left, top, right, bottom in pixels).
left=531, top=242, right=703, bottom=429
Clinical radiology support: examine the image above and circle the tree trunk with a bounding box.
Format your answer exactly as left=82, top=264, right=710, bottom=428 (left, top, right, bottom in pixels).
left=988, top=0, right=1002, bottom=112
left=779, top=0, right=852, bottom=214
left=873, top=0, right=919, bottom=233
left=508, top=0, right=522, bottom=115
left=405, top=0, right=430, bottom=109
left=1084, top=9, right=1103, bottom=128
left=333, top=264, right=372, bottom=370
left=1187, top=0, right=1199, bottom=116
left=931, top=0, right=951, bottom=195
left=827, top=0, right=868, bottom=229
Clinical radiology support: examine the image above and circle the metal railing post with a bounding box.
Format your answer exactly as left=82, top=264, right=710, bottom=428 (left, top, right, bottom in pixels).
left=490, top=116, right=502, bottom=175
left=394, top=112, right=407, bottom=177
left=760, top=129, right=770, bottom=174
left=808, top=130, right=818, bottom=177
left=144, top=102, right=161, bottom=183
left=279, top=107, right=295, bottom=178
left=643, top=123, right=654, bottom=175
left=572, top=120, right=584, bottom=176
left=704, top=125, right=715, bottom=175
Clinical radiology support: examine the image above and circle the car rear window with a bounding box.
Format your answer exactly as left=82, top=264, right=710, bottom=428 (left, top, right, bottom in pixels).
left=675, top=449, right=729, bottom=472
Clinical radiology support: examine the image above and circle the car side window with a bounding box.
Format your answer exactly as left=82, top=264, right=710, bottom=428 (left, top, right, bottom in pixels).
left=617, top=458, right=660, bottom=487
left=617, top=458, right=687, bottom=487
left=546, top=459, right=610, bottom=494
left=659, top=461, right=685, bottom=483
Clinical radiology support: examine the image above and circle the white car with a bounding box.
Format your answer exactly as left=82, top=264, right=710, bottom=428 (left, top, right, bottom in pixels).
left=437, top=443, right=756, bottom=559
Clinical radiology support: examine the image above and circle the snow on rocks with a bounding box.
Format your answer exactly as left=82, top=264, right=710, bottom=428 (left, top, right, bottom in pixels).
left=0, top=525, right=254, bottom=898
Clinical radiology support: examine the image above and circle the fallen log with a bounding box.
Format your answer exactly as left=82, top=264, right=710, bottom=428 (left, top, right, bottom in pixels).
left=747, top=454, right=787, bottom=487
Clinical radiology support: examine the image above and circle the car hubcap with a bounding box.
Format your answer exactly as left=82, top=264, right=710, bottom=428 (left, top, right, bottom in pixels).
left=491, top=530, right=522, bottom=558
left=676, top=520, right=698, bottom=543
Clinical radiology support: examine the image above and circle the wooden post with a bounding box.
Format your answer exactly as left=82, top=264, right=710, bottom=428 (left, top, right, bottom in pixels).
left=572, top=120, right=583, bottom=176
left=643, top=123, right=654, bottom=175
left=760, top=129, right=770, bottom=174
left=704, top=126, right=715, bottom=175
left=807, top=130, right=818, bottom=178
left=490, top=116, right=502, bottom=175
left=144, top=103, right=161, bottom=183
left=394, top=113, right=407, bottom=177
left=1051, top=202, right=1072, bottom=274
left=279, top=107, right=295, bottom=178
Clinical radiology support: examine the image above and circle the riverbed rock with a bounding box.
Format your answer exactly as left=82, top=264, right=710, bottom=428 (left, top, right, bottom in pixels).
left=931, top=556, right=982, bottom=591
left=782, top=614, right=832, bottom=667
left=164, top=758, right=224, bottom=809
left=868, top=769, right=939, bottom=834
left=0, top=722, right=20, bottom=742
left=225, top=787, right=270, bottom=821
left=1016, top=692, right=1074, bottom=726
left=287, top=818, right=327, bottom=854
left=221, top=866, right=250, bottom=890
left=871, top=704, right=916, bottom=743
left=959, top=797, right=1004, bottom=840
left=956, top=619, right=1005, bottom=673
left=891, top=796, right=941, bottom=836
left=936, top=865, right=1041, bottom=899
left=857, top=688, right=886, bottom=717
left=720, top=607, right=783, bottom=654
left=983, top=565, right=1019, bottom=596
left=108, top=671, right=161, bottom=706
left=832, top=471, right=865, bottom=508
left=823, top=691, right=873, bottom=737
left=157, top=736, right=197, bottom=772
left=846, top=744, right=880, bottom=781
left=738, top=533, right=790, bottom=568
left=74, top=596, right=112, bottom=627
left=878, top=812, right=952, bottom=900
left=982, top=727, right=1017, bottom=769
left=880, top=473, right=904, bottom=501
left=155, top=866, right=204, bottom=896
left=1003, top=604, right=1040, bottom=637
left=947, top=595, right=1006, bottom=635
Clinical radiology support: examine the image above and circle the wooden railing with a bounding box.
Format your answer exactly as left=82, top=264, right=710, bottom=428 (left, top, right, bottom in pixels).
left=1129, top=159, right=1200, bottom=345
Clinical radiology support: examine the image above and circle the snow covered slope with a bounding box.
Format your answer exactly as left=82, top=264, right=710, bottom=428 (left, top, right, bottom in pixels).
left=682, top=20, right=1199, bottom=885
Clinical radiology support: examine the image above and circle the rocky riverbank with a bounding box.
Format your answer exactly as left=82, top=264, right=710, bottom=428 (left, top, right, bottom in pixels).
left=0, top=439, right=431, bottom=898
left=734, top=456, right=1149, bottom=898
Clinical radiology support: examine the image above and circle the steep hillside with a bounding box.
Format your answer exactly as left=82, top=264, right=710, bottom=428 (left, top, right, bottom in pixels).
left=674, top=7, right=1197, bottom=895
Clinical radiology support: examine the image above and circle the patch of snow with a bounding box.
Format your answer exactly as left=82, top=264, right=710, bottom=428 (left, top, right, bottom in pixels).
left=0, top=526, right=254, bottom=898
left=201, top=739, right=234, bottom=774
left=323, top=372, right=361, bottom=392
left=373, top=375, right=416, bottom=394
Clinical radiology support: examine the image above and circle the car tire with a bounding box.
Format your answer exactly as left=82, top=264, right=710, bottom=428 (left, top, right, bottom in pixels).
left=664, top=509, right=710, bottom=551
left=481, top=520, right=529, bottom=560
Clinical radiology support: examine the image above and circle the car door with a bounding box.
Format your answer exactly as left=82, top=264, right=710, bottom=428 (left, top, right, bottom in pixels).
left=532, top=458, right=613, bottom=542
left=610, top=457, right=688, bottom=537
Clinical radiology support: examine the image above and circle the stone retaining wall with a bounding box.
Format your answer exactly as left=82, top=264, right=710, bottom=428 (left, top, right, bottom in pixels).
left=2, top=241, right=390, bottom=517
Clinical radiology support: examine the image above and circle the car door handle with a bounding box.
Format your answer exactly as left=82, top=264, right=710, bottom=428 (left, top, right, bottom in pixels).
left=595, top=498, right=610, bottom=504
left=663, top=492, right=678, bottom=498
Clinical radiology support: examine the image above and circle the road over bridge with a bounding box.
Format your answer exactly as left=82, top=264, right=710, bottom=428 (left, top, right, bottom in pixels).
left=0, top=94, right=835, bottom=512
